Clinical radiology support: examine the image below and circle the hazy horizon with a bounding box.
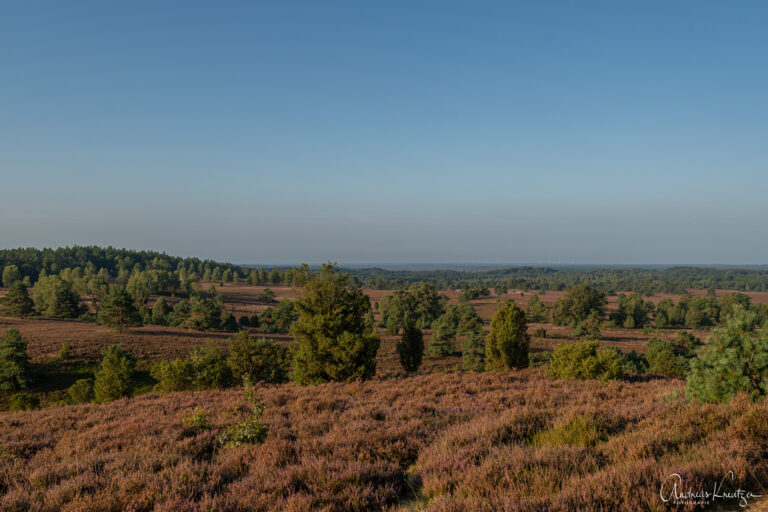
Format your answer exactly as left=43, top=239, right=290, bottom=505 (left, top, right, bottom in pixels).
left=3, top=2, right=768, bottom=264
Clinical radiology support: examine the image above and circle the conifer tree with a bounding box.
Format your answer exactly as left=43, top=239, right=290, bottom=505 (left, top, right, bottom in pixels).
left=485, top=301, right=529, bottom=370
left=98, top=287, right=143, bottom=332
left=93, top=345, right=136, bottom=402
left=0, top=327, right=31, bottom=390
left=2, top=282, right=34, bottom=317
left=397, top=324, right=424, bottom=373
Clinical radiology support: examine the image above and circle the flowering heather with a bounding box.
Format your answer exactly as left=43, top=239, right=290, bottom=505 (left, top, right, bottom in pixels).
left=1, top=369, right=766, bottom=511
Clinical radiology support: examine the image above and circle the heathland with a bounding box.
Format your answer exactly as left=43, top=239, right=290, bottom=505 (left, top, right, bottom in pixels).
left=0, top=247, right=767, bottom=511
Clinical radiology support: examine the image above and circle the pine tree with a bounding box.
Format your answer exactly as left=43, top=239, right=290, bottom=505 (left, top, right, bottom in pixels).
left=687, top=306, right=768, bottom=402
left=98, top=287, right=143, bottom=332
left=2, top=265, right=21, bottom=287
left=526, top=294, right=549, bottom=323
left=2, top=282, right=34, bottom=317
left=427, top=316, right=455, bottom=357
left=93, top=345, right=135, bottom=402
left=397, top=324, right=424, bottom=373
left=292, top=264, right=380, bottom=385
left=0, top=327, right=31, bottom=390
left=485, top=301, right=529, bottom=370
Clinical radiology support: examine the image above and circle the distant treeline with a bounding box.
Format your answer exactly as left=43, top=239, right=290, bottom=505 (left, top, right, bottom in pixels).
left=346, top=266, right=768, bottom=294
left=5, top=247, right=768, bottom=294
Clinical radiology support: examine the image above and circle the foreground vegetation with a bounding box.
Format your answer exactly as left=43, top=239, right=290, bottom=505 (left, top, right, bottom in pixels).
left=1, top=370, right=766, bottom=511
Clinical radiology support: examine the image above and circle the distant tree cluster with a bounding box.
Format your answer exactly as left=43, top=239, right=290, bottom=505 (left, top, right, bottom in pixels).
left=380, top=283, right=446, bottom=334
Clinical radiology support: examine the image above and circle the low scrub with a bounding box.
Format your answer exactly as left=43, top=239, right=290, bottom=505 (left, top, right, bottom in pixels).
left=547, top=339, right=623, bottom=382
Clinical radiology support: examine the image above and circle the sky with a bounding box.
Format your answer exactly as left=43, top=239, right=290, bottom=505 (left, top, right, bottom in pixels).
left=1, top=1, right=767, bottom=265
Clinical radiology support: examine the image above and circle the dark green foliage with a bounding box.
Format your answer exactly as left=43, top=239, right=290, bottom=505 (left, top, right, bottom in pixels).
left=238, top=315, right=250, bottom=328
left=271, top=299, right=297, bottom=333
left=645, top=338, right=689, bottom=377
left=485, top=302, right=529, bottom=370
left=256, top=288, right=276, bottom=303
left=621, top=350, right=648, bottom=374
left=380, top=282, right=446, bottom=334
left=573, top=313, right=602, bottom=339
left=68, top=378, right=94, bottom=403
left=292, top=264, right=380, bottom=386
left=0, top=327, right=31, bottom=390
left=168, top=299, right=191, bottom=327
left=93, top=345, right=136, bottom=402
left=552, top=285, right=606, bottom=326
left=687, top=306, right=768, bottom=402
left=533, top=327, right=547, bottom=338
left=458, top=287, right=489, bottom=302
left=150, top=359, right=196, bottom=392
left=717, top=292, right=751, bottom=322
left=97, top=287, right=143, bottom=332
left=396, top=325, right=424, bottom=373
left=1, top=282, right=34, bottom=317
left=190, top=343, right=233, bottom=389
left=227, top=331, right=290, bottom=384
left=186, top=297, right=223, bottom=331
left=216, top=377, right=268, bottom=446
left=526, top=294, right=548, bottom=323
left=9, top=392, right=39, bottom=411
left=461, top=329, right=486, bottom=371
left=221, top=312, right=238, bottom=332
left=547, top=339, right=623, bottom=382
left=151, top=297, right=171, bottom=325
left=426, top=316, right=455, bottom=358
left=610, top=293, right=654, bottom=329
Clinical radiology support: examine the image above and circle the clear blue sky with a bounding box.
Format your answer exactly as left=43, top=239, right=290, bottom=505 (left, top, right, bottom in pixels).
left=2, top=1, right=767, bottom=265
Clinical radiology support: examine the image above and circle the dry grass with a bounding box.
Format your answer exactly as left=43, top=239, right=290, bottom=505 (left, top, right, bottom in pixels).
left=1, top=370, right=766, bottom=511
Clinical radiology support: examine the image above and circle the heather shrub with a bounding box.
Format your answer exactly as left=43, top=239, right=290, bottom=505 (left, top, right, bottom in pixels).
left=687, top=306, right=768, bottom=402
left=547, top=339, right=623, bottom=382
left=217, top=378, right=268, bottom=446
left=9, top=392, right=40, bottom=411
left=0, top=327, right=31, bottom=390
left=485, top=302, right=529, bottom=370
left=396, top=325, right=424, bottom=373
left=93, top=345, right=136, bottom=402
left=68, top=378, right=94, bottom=403
left=227, top=331, right=289, bottom=384
left=532, top=414, right=605, bottom=447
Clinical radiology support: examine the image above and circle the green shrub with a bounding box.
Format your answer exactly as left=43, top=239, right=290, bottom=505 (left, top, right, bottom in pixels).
left=573, top=313, right=602, bottom=339
left=97, top=287, right=143, bottom=332
left=227, top=332, right=289, bottom=384
left=645, top=338, right=688, bottom=377
left=462, top=330, right=486, bottom=371
left=396, top=325, right=424, bottom=373
left=533, top=327, right=547, bottom=338
left=58, top=342, right=70, bottom=361
left=190, top=343, right=233, bottom=389
left=621, top=350, right=648, bottom=374
left=68, top=378, right=94, bottom=403
left=426, top=317, right=454, bottom=358
left=9, top=392, right=40, bottom=411
left=182, top=406, right=211, bottom=431
left=151, top=359, right=196, bottom=392
left=93, top=345, right=136, bottom=402
left=216, top=378, right=268, bottom=446
left=532, top=414, right=605, bottom=447
left=485, top=302, right=529, bottom=370
left=547, top=339, right=623, bottom=382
